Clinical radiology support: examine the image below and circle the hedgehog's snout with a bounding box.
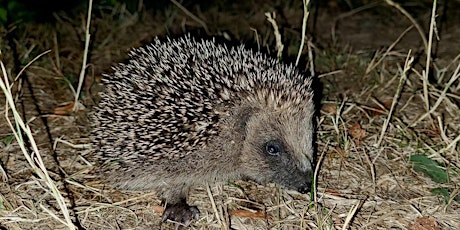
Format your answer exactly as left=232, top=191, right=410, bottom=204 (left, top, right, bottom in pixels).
left=298, top=161, right=313, bottom=194
left=297, top=181, right=311, bottom=194
left=271, top=163, right=312, bottom=195
left=290, top=169, right=312, bottom=194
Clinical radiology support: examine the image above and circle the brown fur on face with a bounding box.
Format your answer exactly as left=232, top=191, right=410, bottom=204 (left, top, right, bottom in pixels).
left=238, top=93, right=315, bottom=193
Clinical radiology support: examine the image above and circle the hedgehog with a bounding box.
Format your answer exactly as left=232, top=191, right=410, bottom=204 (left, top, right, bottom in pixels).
left=91, top=35, right=315, bottom=227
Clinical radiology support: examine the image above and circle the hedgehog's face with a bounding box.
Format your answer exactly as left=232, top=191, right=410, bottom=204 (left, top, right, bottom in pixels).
left=238, top=106, right=315, bottom=194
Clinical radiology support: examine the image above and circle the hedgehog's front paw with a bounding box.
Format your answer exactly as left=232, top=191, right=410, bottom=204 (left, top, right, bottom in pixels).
left=162, top=201, right=200, bottom=227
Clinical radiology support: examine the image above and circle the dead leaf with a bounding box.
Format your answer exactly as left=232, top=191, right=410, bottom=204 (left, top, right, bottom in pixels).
left=322, top=104, right=337, bottom=115
left=54, top=102, right=85, bottom=115
left=409, top=216, right=440, bottom=230
left=349, top=123, right=366, bottom=140
left=54, top=102, right=75, bottom=115
left=231, top=209, right=266, bottom=219
left=152, top=205, right=164, bottom=215
left=382, top=100, right=392, bottom=109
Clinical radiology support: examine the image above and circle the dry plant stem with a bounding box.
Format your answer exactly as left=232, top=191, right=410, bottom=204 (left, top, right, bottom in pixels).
left=13, top=50, right=51, bottom=82
left=384, top=0, right=428, bottom=53
left=0, top=165, right=8, bottom=183
left=362, top=148, right=376, bottom=189
left=53, top=32, right=61, bottom=71
left=64, top=179, right=101, bottom=195
left=307, top=40, right=315, bottom=78
left=332, top=99, right=347, bottom=138
left=75, top=192, right=157, bottom=214
left=376, top=51, right=413, bottom=147
left=53, top=137, right=91, bottom=150
left=441, top=130, right=460, bottom=155
left=446, top=189, right=460, bottom=209
left=411, top=61, right=460, bottom=127
left=422, top=0, right=438, bottom=112
left=74, top=0, right=93, bottom=111
left=436, top=116, right=460, bottom=161
left=331, top=2, right=379, bottom=42
left=318, top=70, right=343, bottom=79
left=313, top=140, right=329, bottom=204
left=40, top=203, right=70, bottom=227
left=265, top=12, right=284, bottom=60
left=0, top=60, right=76, bottom=229
left=206, top=184, right=227, bottom=229
left=341, top=200, right=362, bottom=230
left=0, top=159, right=7, bottom=182
left=360, top=208, right=401, bottom=228
left=316, top=206, right=334, bottom=230
left=170, top=0, right=209, bottom=34
left=436, top=116, right=449, bottom=143
left=250, top=28, right=261, bottom=50
left=295, top=0, right=310, bottom=66
left=365, top=25, right=413, bottom=74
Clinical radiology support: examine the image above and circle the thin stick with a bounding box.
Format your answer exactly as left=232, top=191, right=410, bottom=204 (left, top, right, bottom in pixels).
left=296, top=0, right=310, bottom=66
left=170, top=0, right=209, bottom=34
left=313, top=140, right=329, bottom=203
left=384, top=0, right=428, bottom=53
left=76, top=192, right=157, bottom=214
left=411, top=61, right=460, bottom=127
left=307, top=40, right=315, bottom=78
left=376, top=51, right=413, bottom=147
left=0, top=159, right=7, bottom=182
left=265, top=12, right=284, bottom=60
left=14, top=50, right=51, bottom=82
left=365, top=25, right=414, bottom=74
left=332, top=2, right=380, bottom=42
left=422, top=0, right=437, bottom=112
left=206, top=184, right=227, bottom=229
left=73, top=0, right=93, bottom=111
left=440, top=133, right=460, bottom=154
left=342, top=200, right=362, bottom=230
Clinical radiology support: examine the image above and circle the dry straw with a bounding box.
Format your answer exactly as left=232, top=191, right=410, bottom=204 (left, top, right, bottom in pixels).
left=0, top=54, right=76, bottom=229
left=73, top=0, right=93, bottom=112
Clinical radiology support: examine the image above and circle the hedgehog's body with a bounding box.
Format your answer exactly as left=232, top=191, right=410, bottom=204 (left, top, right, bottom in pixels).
left=91, top=36, right=315, bottom=225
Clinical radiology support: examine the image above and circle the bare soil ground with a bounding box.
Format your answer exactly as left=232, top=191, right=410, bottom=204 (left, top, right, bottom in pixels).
left=0, top=0, right=459, bottom=229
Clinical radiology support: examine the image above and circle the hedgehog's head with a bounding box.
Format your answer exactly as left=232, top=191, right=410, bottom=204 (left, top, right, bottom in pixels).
left=236, top=87, right=315, bottom=194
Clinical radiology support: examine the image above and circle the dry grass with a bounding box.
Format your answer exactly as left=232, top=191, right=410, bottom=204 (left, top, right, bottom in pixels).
left=0, top=0, right=459, bottom=229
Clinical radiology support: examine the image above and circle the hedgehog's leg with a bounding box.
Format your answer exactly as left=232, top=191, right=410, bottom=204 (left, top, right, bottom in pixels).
left=162, top=198, right=200, bottom=227
left=160, top=184, right=199, bottom=228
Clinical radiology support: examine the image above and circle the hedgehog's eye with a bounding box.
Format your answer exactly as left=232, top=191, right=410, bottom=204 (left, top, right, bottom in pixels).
left=264, top=140, right=282, bottom=156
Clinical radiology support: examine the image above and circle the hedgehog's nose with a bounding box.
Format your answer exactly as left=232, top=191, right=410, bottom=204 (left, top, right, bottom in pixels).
left=297, top=184, right=310, bottom=194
